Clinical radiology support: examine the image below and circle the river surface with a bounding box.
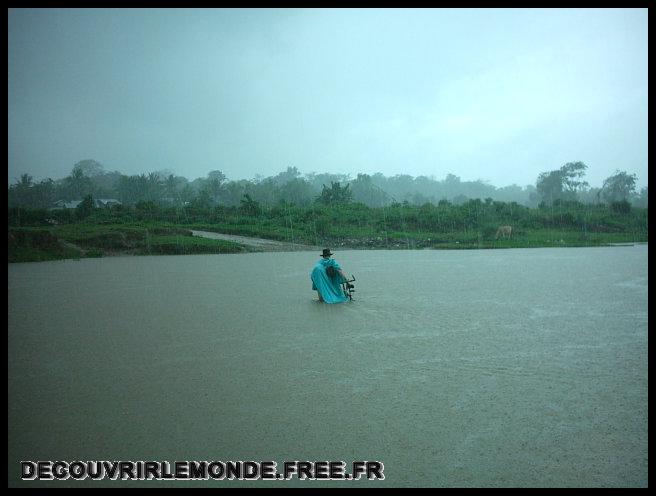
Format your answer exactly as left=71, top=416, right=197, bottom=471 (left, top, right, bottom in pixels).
left=8, top=245, right=648, bottom=487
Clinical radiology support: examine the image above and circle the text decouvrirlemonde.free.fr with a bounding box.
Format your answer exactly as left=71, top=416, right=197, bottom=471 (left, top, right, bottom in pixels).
left=21, top=460, right=385, bottom=481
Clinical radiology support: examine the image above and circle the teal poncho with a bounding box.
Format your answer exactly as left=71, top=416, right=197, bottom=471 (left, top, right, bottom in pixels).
left=311, top=258, right=349, bottom=304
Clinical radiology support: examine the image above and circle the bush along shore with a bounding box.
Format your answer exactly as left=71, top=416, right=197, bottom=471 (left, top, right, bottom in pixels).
left=7, top=198, right=648, bottom=263
left=8, top=225, right=245, bottom=263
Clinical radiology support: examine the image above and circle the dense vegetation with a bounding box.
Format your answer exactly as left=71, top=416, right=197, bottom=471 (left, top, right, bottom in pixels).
left=7, top=160, right=648, bottom=210
left=8, top=195, right=647, bottom=262
left=8, top=160, right=648, bottom=262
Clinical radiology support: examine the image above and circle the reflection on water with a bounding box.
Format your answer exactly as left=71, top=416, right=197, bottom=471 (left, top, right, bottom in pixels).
left=8, top=246, right=648, bottom=487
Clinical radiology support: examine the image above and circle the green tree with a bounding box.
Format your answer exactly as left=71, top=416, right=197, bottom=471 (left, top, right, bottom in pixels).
left=350, top=173, right=391, bottom=207
left=272, top=166, right=301, bottom=185
left=187, top=189, right=212, bottom=212
left=64, top=167, right=96, bottom=200
left=207, top=170, right=227, bottom=183
left=222, top=180, right=248, bottom=207
left=179, top=184, right=195, bottom=205
left=90, top=170, right=122, bottom=198
left=240, top=193, right=261, bottom=215
left=72, top=159, right=105, bottom=177
left=561, top=161, right=588, bottom=193
left=145, top=172, right=163, bottom=202
left=8, top=174, right=35, bottom=207
left=600, top=170, right=638, bottom=203
left=76, top=194, right=95, bottom=219
left=277, top=178, right=314, bottom=206
left=116, top=173, right=156, bottom=205
left=205, top=170, right=227, bottom=205
left=116, top=175, right=137, bottom=204
left=316, top=182, right=353, bottom=205
left=17, top=173, right=33, bottom=190
left=306, top=172, right=351, bottom=192
left=536, top=161, right=588, bottom=205
left=631, top=187, right=648, bottom=208
left=164, top=174, right=178, bottom=200
left=32, top=178, right=57, bottom=208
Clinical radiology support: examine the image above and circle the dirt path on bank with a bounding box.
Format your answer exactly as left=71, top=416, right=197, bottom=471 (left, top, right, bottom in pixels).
left=191, top=230, right=321, bottom=252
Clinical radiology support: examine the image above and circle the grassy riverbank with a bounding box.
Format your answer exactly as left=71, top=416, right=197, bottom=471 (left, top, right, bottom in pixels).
left=8, top=225, right=245, bottom=262
left=7, top=200, right=648, bottom=262
left=7, top=223, right=647, bottom=263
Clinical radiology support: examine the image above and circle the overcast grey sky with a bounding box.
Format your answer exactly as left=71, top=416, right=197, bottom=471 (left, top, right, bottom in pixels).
left=8, top=8, right=648, bottom=189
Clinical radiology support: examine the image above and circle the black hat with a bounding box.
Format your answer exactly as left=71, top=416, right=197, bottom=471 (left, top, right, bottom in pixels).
left=321, top=248, right=333, bottom=257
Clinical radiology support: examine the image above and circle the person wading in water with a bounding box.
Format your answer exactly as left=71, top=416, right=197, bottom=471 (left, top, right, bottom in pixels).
left=310, top=248, right=350, bottom=303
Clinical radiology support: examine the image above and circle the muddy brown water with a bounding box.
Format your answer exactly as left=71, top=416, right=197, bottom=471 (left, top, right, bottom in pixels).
left=8, top=245, right=648, bottom=487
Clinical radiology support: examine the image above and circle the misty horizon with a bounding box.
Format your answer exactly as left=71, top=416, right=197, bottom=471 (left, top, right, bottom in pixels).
left=6, top=161, right=648, bottom=193
left=8, top=9, right=648, bottom=190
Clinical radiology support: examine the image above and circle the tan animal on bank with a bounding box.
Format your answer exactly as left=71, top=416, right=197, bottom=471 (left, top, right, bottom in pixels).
left=495, top=225, right=512, bottom=239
